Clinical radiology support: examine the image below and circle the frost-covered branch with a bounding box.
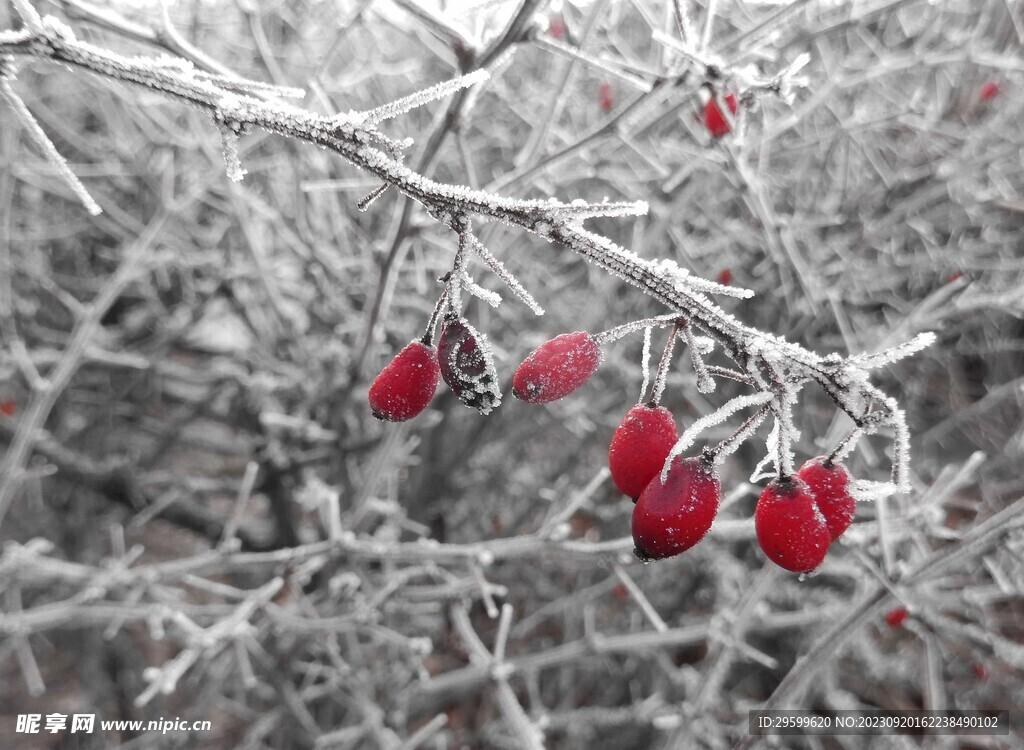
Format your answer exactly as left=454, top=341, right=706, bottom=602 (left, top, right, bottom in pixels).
left=0, top=7, right=931, bottom=489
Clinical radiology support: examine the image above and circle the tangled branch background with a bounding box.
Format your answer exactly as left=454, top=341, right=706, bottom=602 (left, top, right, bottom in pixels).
left=1, top=0, right=1022, bottom=748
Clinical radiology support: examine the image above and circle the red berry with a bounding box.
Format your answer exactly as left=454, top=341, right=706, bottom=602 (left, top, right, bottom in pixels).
left=608, top=404, right=679, bottom=500
left=979, top=81, right=999, bottom=102
left=548, top=16, right=566, bottom=39
left=438, top=317, right=501, bottom=414
left=948, top=271, right=964, bottom=283
left=972, top=662, right=989, bottom=680
left=598, top=81, right=614, bottom=112
left=704, top=93, right=738, bottom=138
left=368, top=341, right=439, bottom=422
left=755, top=477, right=831, bottom=573
left=512, top=331, right=601, bottom=404
left=797, top=456, right=856, bottom=542
left=716, top=268, right=732, bottom=285
left=0, top=400, right=15, bottom=417
left=884, top=607, right=909, bottom=629
left=632, top=456, right=720, bottom=560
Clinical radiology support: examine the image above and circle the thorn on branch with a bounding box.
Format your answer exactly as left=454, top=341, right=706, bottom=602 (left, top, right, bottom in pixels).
left=217, top=121, right=247, bottom=183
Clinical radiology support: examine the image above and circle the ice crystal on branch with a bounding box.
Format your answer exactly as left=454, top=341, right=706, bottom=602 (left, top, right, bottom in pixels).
left=664, top=392, right=775, bottom=479
left=217, top=122, right=246, bottom=183
left=0, top=67, right=102, bottom=215
left=350, top=68, right=490, bottom=127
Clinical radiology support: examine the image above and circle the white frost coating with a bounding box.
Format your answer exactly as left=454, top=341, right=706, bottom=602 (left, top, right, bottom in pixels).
left=461, top=271, right=502, bottom=308
left=749, top=418, right=779, bottom=483
left=218, top=124, right=247, bottom=182
left=0, top=76, right=102, bottom=215
left=464, top=234, right=544, bottom=315
left=847, top=332, right=937, bottom=371
left=680, top=274, right=756, bottom=299
left=712, top=404, right=770, bottom=463
left=681, top=321, right=715, bottom=393
left=692, top=336, right=715, bottom=355
left=849, top=479, right=905, bottom=503
left=355, top=68, right=490, bottom=126
left=662, top=391, right=775, bottom=481
left=888, top=400, right=911, bottom=488
left=639, top=326, right=653, bottom=403
left=550, top=200, right=648, bottom=221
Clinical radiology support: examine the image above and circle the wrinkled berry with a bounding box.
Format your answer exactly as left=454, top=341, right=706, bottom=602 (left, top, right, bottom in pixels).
left=438, top=317, right=502, bottom=414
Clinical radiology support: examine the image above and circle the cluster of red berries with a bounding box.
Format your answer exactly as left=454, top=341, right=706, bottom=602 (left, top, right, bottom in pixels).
left=606, top=405, right=855, bottom=571
left=370, top=329, right=857, bottom=573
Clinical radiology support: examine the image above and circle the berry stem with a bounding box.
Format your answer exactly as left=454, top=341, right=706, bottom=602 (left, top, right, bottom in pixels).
left=648, top=320, right=681, bottom=406
left=704, top=404, right=771, bottom=464
left=591, top=314, right=683, bottom=346
left=681, top=319, right=716, bottom=393
left=422, top=289, right=449, bottom=347
left=827, top=408, right=891, bottom=465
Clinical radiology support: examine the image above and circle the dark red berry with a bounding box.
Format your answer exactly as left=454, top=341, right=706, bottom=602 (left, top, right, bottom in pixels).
left=438, top=317, right=501, bottom=414
left=0, top=400, right=15, bottom=417
left=632, top=457, right=720, bottom=560
left=609, top=404, right=678, bottom=500
left=797, top=456, right=856, bottom=542
left=716, top=268, right=733, bottom=285
left=755, top=476, right=831, bottom=573
left=598, top=81, right=613, bottom=112
left=513, top=331, right=601, bottom=405
left=885, top=607, right=909, bottom=628
left=972, top=662, right=989, bottom=680
left=704, top=93, right=738, bottom=138
left=979, top=81, right=999, bottom=102
left=368, top=341, right=439, bottom=422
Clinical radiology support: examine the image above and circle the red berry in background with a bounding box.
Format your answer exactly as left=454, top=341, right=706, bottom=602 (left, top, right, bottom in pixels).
left=885, top=607, right=909, bottom=629
left=0, top=400, right=15, bottom=416
left=755, top=476, right=831, bottom=573
left=632, top=456, right=720, bottom=560
left=979, top=81, right=999, bottom=101
left=704, top=93, right=738, bottom=138
left=548, top=15, right=566, bottom=39
left=608, top=404, right=679, bottom=500
left=368, top=340, right=440, bottom=422
left=797, top=456, right=856, bottom=541
left=438, top=317, right=502, bottom=414
left=716, top=268, right=732, bottom=285
left=598, top=81, right=614, bottom=112
left=972, top=662, right=989, bottom=680
left=513, top=331, right=602, bottom=405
